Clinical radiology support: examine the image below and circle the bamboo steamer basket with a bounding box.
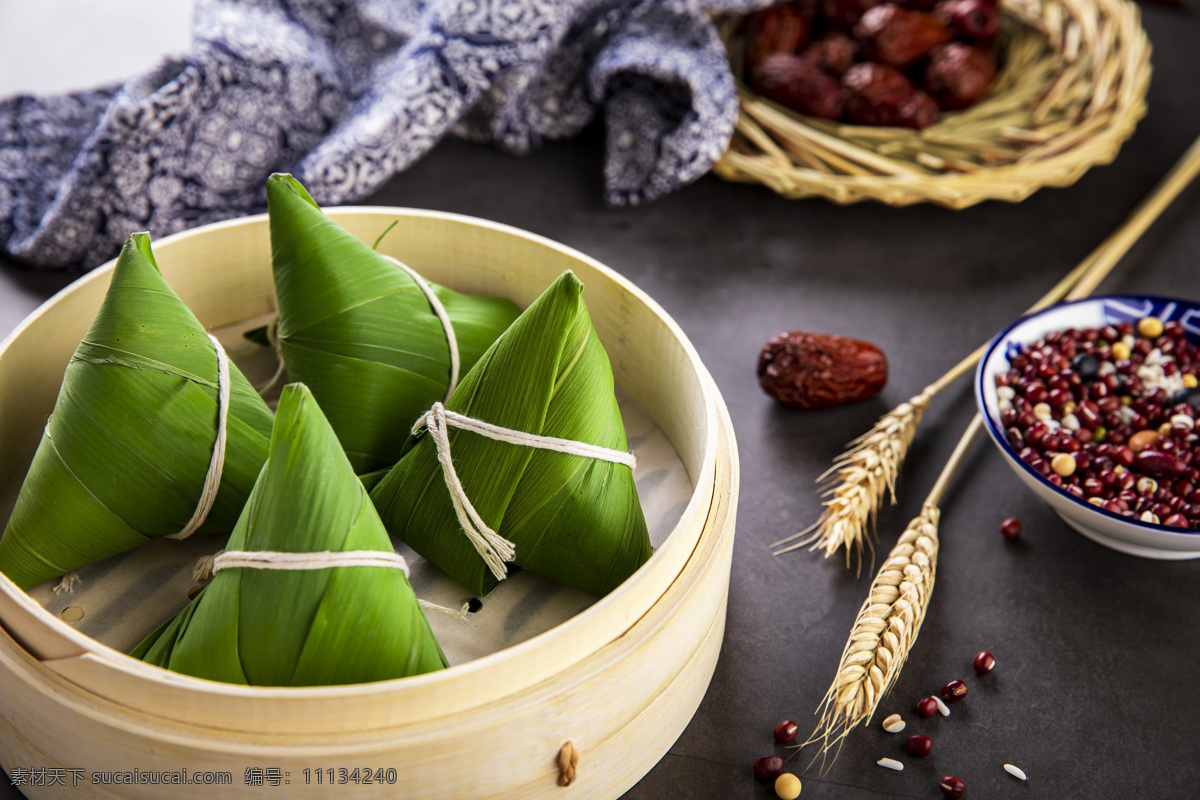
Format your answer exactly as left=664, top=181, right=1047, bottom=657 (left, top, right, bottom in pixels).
left=0, top=210, right=739, bottom=799
left=714, top=0, right=1151, bottom=208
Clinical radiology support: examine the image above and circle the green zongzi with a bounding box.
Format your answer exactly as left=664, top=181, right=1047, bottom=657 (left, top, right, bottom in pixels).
left=132, top=383, right=447, bottom=685
left=267, top=174, right=521, bottom=474
left=370, top=271, right=653, bottom=598
left=0, top=234, right=274, bottom=590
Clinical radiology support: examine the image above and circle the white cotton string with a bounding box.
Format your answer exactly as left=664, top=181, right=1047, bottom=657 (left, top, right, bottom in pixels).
left=212, top=550, right=411, bottom=575
left=207, top=549, right=470, bottom=619
left=411, top=402, right=638, bottom=582
left=53, top=571, right=82, bottom=595
left=414, top=404, right=639, bottom=470
left=381, top=254, right=460, bottom=400
left=166, top=334, right=231, bottom=541
left=255, top=319, right=286, bottom=394
left=419, top=598, right=472, bottom=619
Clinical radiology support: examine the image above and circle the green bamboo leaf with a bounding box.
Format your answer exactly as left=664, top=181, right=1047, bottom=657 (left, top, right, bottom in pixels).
left=370, top=271, right=653, bottom=598
left=267, top=173, right=521, bottom=474
left=0, top=234, right=274, bottom=590
left=134, top=383, right=447, bottom=685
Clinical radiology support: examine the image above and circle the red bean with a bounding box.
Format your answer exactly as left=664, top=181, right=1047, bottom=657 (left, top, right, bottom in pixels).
left=754, top=756, right=784, bottom=782
left=906, top=734, right=933, bottom=757
left=939, top=776, right=966, bottom=798
left=1000, top=518, right=1022, bottom=539
left=941, top=679, right=968, bottom=702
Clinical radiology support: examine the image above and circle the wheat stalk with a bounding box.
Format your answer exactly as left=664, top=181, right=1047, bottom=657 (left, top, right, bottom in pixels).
left=774, top=391, right=932, bottom=571
left=807, top=415, right=982, bottom=758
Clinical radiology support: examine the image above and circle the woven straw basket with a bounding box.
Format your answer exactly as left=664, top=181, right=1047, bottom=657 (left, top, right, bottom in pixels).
left=714, top=0, right=1152, bottom=208
left=0, top=211, right=738, bottom=799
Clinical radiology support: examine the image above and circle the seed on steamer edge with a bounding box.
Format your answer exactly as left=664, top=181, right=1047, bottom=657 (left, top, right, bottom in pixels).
left=882, top=713, right=906, bottom=733
left=876, top=758, right=904, bottom=771
left=1004, top=763, right=1029, bottom=781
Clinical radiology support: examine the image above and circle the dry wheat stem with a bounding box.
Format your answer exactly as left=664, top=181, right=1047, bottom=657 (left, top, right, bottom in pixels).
left=807, top=416, right=984, bottom=761
left=772, top=391, right=931, bottom=569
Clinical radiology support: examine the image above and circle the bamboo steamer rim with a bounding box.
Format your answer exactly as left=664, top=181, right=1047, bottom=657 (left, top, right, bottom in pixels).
left=0, top=392, right=739, bottom=800
left=713, top=0, right=1152, bottom=208
left=0, top=208, right=729, bottom=728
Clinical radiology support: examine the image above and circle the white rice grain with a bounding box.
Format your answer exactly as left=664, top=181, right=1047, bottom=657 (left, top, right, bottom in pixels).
left=876, top=758, right=904, bottom=772
left=934, top=695, right=951, bottom=716
left=1004, top=763, right=1028, bottom=781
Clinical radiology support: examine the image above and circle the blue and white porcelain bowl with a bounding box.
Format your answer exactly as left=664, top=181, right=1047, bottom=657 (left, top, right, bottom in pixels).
left=976, top=295, right=1200, bottom=560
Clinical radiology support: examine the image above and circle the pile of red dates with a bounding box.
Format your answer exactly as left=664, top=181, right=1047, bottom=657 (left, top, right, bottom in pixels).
left=742, top=0, right=1001, bottom=129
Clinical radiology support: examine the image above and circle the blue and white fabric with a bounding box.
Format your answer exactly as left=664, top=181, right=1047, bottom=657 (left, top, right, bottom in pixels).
left=0, top=0, right=771, bottom=271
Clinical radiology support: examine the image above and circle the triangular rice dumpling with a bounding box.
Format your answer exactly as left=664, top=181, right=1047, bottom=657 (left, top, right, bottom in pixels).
left=0, top=234, right=274, bottom=590
left=132, top=383, right=448, bottom=685
left=370, top=271, right=653, bottom=598
left=267, top=173, right=521, bottom=474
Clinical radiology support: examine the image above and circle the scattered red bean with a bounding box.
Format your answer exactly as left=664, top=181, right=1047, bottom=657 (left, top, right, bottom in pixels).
left=906, top=734, right=933, bottom=756
left=999, top=516, right=1022, bottom=540
left=773, top=719, right=799, bottom=743
left=754, top=756, right=784, bottom=782
left=939, top=775, right=967, bottom=797
left=972, top=650, right=996, bottom=674
left=916, top=696, right=939, bottom=717
left=941, top=679, right=968, bottom=702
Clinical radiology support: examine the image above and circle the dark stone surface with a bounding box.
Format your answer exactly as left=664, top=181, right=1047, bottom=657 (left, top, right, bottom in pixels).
left=2, top=4, right=1199, bottom=798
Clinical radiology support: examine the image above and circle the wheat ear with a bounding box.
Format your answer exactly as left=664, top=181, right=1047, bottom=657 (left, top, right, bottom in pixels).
left=807, top=415, right=983, bottom=758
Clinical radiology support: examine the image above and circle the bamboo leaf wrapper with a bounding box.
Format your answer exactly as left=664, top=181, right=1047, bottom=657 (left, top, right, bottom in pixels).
left=132, top=383, right=447, bottom=685
left=267, top=174, right=521, bottom=474
left=370, top=271, right=653, bottom=598
left=0, top=234, right=273, bottom=590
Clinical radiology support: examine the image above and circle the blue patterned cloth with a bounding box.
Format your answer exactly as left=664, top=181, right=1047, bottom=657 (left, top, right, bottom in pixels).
left=0, top=0, right=770, bottom=270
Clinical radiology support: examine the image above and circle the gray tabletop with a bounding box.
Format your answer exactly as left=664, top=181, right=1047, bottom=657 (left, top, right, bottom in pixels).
left=3, top=2, right=1200, bottom=798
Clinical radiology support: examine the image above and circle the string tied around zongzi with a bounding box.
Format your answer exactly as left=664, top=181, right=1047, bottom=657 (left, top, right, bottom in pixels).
left=206, top=548, right=473, bottom=619
left=380, top=255, right=462, bottom=401
left=165, top=333, right=231, bottom=541
left=412, top=402, right=639, bottom=582
left=256, top=255, right=464, bottom=402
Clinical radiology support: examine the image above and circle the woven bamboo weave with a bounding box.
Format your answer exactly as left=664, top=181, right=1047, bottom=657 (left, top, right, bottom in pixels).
left=713, top=0, right=1151, bottom=208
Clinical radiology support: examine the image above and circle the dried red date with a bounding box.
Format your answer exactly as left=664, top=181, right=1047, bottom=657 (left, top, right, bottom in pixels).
left=758, top=331, right=888, bottom=410
left=823, top=0, right=888, bottom=29
left=934, top=0, right=999, bottom=42
left=750, top=53, right=847, bottom=120
left=742, top=2, right=815, bottom=76
left=843, top=62, right=938, bottom=128
left=923, top=43, right=996, bottom=109
left=800, top=32, right=860, bottom=77
left=853, top=4, right=951, bottom=68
